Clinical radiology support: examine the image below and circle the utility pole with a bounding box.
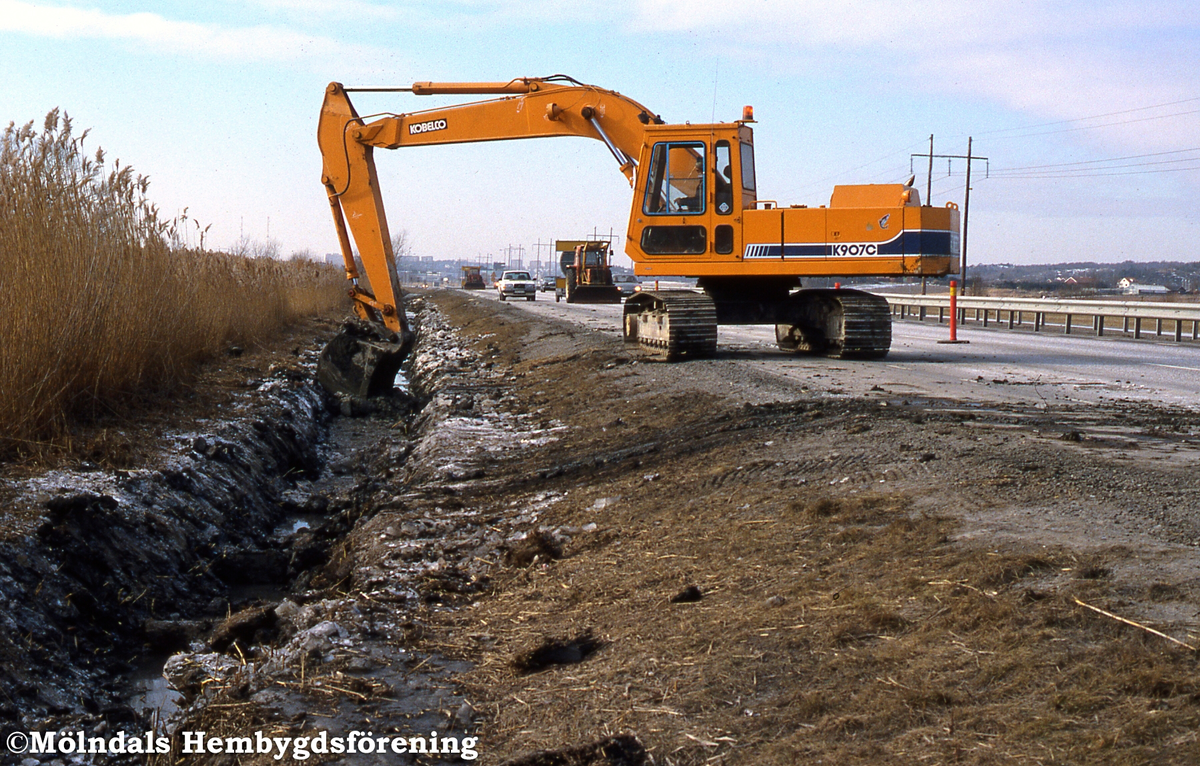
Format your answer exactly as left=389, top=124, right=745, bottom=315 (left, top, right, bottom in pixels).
left=501, top=244, right=526, bottom=270
left=963, top=137, right=977, bottom=295
left=911, top=138, right=988, bottom=294
left=533, top=239, right=555, bottom=276
left=925, top=134, right=934, bottom=203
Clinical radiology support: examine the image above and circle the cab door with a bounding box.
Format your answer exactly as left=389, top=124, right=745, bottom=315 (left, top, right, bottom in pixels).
left=711, top=139, right=737, bottom=258
left=632, top=140, right=709, bottom=258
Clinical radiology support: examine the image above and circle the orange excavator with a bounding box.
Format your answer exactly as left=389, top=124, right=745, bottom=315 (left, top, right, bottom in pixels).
left=316, top=76, right=959, bottom=394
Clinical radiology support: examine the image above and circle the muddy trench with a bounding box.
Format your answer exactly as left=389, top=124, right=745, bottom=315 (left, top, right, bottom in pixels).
left=1, top=296, right=528, bottom=764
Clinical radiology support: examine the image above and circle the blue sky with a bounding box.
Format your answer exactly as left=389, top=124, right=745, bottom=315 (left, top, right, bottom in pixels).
left=2, top=0, right=1198, bottom=270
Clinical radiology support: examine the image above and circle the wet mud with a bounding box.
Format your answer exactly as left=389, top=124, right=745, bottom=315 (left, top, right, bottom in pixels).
left=0, top=294, right=585, bottom=764
left=0, top=370, right=326, bottom=727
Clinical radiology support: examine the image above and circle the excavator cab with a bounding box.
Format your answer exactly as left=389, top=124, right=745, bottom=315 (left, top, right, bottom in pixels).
left=629, top=126, right=753, bottom=261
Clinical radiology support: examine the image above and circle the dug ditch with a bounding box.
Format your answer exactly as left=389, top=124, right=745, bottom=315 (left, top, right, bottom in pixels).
left=0, top=295, right=553, bottom=764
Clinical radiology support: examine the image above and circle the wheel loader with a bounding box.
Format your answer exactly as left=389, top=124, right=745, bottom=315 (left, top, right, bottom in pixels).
left=555, top=240, right=622, bottom=304
left=315, top=76, right=959, bottom=394
left=460, top=265, right=485, bottom=290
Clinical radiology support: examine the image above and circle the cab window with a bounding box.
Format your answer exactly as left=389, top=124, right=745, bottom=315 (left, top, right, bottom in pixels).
left=714, top=141, right=733, bottom=215
left=643, top=142, right=706, bottom=215
left=740, top=142, right=757, bottom=194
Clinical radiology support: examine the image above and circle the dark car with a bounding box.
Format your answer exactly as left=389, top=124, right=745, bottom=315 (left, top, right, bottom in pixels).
left=613, top=274, right=640, bottom=296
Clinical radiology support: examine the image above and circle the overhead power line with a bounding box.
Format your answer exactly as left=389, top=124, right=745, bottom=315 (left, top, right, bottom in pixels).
left=919, top=147, right=1200, bottom=182
left=793, top=95, right=1199, bottom=199
left=974, top=96, right=1200, bottom=140
left=983, top=147, right=1200, bottom=180
left=991, top=147, right=1200, bottom=173
left=988, top=164, right=1200, bottom=180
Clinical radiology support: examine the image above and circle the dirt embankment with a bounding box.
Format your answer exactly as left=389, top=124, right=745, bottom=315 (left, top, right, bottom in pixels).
left=4, top=291, right=1200, bottom=765
left=387, top=291, right=1200, bottom=765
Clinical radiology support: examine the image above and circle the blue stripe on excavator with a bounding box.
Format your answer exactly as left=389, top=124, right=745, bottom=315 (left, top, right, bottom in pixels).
left=742, top=230, right=957, bottom=259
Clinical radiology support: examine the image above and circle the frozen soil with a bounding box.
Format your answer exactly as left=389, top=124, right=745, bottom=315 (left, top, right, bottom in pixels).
left=4, top=290, right=1200, bottom=764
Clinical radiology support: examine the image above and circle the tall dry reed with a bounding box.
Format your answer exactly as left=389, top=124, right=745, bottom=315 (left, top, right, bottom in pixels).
left=0, top=110, right=346, bottom=455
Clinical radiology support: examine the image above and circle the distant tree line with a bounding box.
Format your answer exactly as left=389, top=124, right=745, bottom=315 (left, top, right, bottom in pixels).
left=968, top=261, right=1200, bottom=295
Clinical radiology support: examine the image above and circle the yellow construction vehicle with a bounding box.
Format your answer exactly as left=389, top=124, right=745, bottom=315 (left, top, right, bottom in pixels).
left=555, top=240, right=622, bottom=304
left=316, top=76, right=958, bottom=392
left=460, top=265, right=485, bottom=290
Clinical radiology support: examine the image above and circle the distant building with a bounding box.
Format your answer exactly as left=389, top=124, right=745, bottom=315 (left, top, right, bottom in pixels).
left=1119, top=277, right=1169, bottom=295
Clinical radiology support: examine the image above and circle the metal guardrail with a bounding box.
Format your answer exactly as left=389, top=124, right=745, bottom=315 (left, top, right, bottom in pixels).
left=876, top=293, right=1200, bottom=342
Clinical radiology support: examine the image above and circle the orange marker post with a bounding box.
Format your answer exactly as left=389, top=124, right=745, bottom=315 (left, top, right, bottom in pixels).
left=938, top=279, right=970, bottom=345
left=949, top=280, right=958, bottom=341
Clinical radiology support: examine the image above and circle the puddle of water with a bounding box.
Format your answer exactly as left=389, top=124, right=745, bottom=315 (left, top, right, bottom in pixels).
left=275, top=515, right=317, bottom=537
left=126, top=653, right=183, bottom=726
left=395, top=367, right=412, bottom=396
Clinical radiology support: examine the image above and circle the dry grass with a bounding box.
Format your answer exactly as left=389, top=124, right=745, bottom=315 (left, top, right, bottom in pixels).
left=0, top=110, right=345, bottom=456
left=438, top=485, right=1200, bottom=765
left=385, top=299, right=1200, bottom=765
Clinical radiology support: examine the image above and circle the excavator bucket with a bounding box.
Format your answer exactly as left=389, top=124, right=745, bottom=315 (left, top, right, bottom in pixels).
left=316, top=320, right=412, bottom=399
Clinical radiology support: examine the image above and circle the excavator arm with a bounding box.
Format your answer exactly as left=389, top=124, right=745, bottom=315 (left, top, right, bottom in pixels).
left=318, top=77, right=660, bottom=329
left=315, top=76, right=663, bottom=397
left=325, top=77, right=659, bottom=177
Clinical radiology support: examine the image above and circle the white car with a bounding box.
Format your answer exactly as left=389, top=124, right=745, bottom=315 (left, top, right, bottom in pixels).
left=496, top=270, right=537, bottom=301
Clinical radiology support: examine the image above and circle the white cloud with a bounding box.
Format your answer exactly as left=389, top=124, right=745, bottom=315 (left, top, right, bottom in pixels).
left=0, top=0, right=345, bottom=61
left=622, top=0, right=1200, bottom=152
left=244, top=0, right=402, bottom=18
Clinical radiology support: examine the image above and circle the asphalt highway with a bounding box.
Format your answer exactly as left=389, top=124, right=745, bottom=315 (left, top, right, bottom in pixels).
left=473, top=288, right=1200, bottom=413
